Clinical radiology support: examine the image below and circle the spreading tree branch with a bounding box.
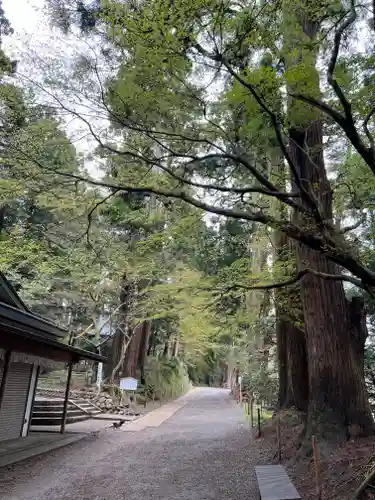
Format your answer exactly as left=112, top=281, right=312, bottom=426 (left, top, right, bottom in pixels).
left=80, top=190, right=120, bottom=252
left=189, top=44, right=326, bottom=223
left=289, top=4, right=375, bottom=174
left=20, top=73, right=310, bottom=215
left=7, top=141, right=375, bottom=287
left=340, top=217, right=366, bottom=234
left=363, top=104, right=375, bottom=154
left=327, top=0, right=356, bottom=121
left=291, top=92, right=375, bottom=174
left=214, top=268, right=364, bottom=292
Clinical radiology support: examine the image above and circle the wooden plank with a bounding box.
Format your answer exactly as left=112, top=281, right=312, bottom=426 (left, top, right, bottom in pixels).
left=255, top=465, right=301, bottom=500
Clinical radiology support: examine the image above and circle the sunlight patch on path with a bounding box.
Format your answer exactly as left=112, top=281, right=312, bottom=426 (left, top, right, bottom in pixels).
left=121, top=402, right=188, bottom=431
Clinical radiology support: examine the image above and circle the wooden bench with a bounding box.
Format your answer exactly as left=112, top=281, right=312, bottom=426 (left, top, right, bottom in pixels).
left=255, top=465, right=301, bottom=500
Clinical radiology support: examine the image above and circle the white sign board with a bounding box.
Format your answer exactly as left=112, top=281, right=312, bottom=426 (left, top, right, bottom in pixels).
left=120, top=377, right=138, bottom=391
left=96, top=362, right=103, bottom=389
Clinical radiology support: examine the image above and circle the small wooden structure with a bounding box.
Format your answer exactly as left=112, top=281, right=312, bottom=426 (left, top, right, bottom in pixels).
left=0, top=273, right=106, bottom=441
left=255, top=465, right=301, bottom=500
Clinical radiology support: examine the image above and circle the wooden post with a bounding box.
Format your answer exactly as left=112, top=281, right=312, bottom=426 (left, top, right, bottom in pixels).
left=257, top=407, right=261, bottom=437
left=60, top=361, right=73, bottom=434
left=276, top=416, right=281, bottom=462
left=250, top=398, right=254, bottom=428
left=312, top=435, right=322, bottom=500
left=0, top=350, right=11, bottom=414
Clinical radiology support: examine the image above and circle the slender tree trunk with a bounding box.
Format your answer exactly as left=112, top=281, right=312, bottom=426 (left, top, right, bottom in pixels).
left=163, top=340, right=169, bottom=357
left=109, top=330, right=122, bottom=382
left=109, top=275, right=132, bottom=384
left=138, top=321, right=151, bottom=385
left=147, top=325, right=158, bottom=357
left=0, top=205, right=7, bottom=233
left=226, top=346, right=237, bottom=391
left=171, top=336, right=179, bottom=358
left=147, top=330, right=154, bottom=357
left=163, top=336, right=173, bottom=358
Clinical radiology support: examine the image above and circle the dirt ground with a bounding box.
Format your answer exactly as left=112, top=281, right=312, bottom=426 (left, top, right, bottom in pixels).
left=3, top=390, right=372, bottom=500
left=0, top=388, right=268, bottom=500
left=251, top=408, right=375, bottom=500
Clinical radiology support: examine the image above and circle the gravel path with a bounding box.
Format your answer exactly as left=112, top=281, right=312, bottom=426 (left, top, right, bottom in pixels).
left=0, top=388, right=260, bottom=500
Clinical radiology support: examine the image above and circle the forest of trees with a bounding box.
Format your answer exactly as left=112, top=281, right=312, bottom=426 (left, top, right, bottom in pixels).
left=1, top=0, right=375, bottom=456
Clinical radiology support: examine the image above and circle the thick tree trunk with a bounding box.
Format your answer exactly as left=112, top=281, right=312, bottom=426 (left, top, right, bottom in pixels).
left=299, top=248, right=373, bottom=446
left=285, top=318, right=308, bottom=411
left=270, top=150, right=308, bottom=411
left=276, top=314, right=288, bottom=409
left=274, top=232, right=308, bottom=412
left=122, top=322, right=144, bottom=378
left=277, top=316, right=308, bottom=411
left=283, top=10, right=374, bottom=450
left=276, top=315, right=288, bottom=408
left=348, top=296, right=368, bottom=377
left=290, top=123, right=374, bottom=449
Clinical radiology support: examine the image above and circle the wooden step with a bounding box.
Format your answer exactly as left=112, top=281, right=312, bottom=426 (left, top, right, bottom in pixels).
left=255, top=465, right=300, bottom=500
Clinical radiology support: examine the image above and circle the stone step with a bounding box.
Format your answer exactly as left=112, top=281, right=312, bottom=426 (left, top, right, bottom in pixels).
left=31, top=414, right=89, bottom=426
left=73, top=400, right=100, bottom=407
left=33, top=405, right=77, bottom=412
left=71, top=404, right=101, bottom=412
left=32, top=397, right=103, bottom=427
left=33, top=403, right=101, bottom=414
left=74, top=403, right=97, bottom=409
left=34, top=399, right=65, bottom=407
left=32, top=409, right=84, bottom=418
left=35, top=399, right=99, bottom=409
